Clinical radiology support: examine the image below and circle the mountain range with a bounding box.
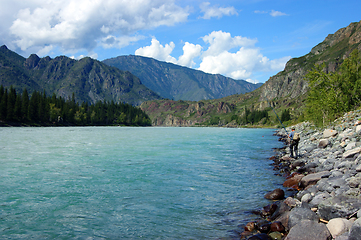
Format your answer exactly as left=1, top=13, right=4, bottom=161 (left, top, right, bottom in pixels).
left=103, top=55, right=262, bottom=101
left=0, top=45, right=261, bottom=106
left=0, top=45, right=161, bottom=106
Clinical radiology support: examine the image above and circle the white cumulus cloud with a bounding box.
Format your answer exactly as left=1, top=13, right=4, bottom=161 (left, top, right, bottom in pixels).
left=201, top=30, right=257, bottom=56
left=200, top=2, right=238, bottom=19
left=135, top=31, right=290, bottom=83
left=7, top=0, right=189, bottom=57
left=198, top=31, right=291, bottom=82
left=135, top=38, right=177, bottom=63
left=177, top=42, right=202, bottom=68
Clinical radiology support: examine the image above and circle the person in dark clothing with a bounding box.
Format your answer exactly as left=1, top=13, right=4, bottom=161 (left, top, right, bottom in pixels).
left=289, top=127, right=299, bottom=158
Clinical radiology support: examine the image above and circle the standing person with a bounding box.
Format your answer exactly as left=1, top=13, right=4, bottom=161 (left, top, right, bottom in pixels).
left=289, top=127, right=300, bottom=158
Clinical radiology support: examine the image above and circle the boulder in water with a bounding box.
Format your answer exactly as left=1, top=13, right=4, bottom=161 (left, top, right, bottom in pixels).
left=264, top=188, right=285, bottom=200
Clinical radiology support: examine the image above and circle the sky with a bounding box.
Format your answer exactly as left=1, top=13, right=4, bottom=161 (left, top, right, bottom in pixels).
left=0, top=0, right=360, bottom=83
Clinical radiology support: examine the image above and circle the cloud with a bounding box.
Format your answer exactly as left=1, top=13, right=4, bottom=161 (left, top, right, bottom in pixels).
left=101, top=35, right=145, bottom=49
left=135, top=38, right=202, bottom=68
left=270, top=10, right=287, bottom=17
left=7, top=0, right=189, bottom=56
left=198, top=31, right=290, bottom=81
left=199, top=2, right=238, bottom=19
left=135, top=31, right=290, bottom=83
left=135, top=38, right=177, bottom=63
left=201, top=30, right=257, bottom=56
left=177, top=42, right=202, bottom=68
left=254, top=9, right=288, bottom=17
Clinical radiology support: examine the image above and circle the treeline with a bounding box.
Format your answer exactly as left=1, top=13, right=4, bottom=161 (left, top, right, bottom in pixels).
left=0, top=86, right=151, bottom=126
left=233, top=107, right=269, bottom=125
left=203, top=108, right=269, bottom=126
left=305, top=49, right=361, bottom=127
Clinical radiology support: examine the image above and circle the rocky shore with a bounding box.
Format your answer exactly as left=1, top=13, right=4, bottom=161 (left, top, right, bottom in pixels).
left=240, top=110, right=361, bottom=240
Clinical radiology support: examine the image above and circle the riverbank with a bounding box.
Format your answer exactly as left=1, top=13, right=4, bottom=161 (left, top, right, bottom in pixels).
left=239, top=110, right=361, bottom=240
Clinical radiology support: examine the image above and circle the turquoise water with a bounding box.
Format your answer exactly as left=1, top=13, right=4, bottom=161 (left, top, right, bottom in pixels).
left=0, top=127, right=283, bottom=239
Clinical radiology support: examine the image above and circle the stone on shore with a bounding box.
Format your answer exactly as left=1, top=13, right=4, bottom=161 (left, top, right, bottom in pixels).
left=287, top=205, right=320, bottom=229
left=309, top=192, right=331, bottom=208
left=268, top=231, right=282, bottom=240
left=283, top=173, right=304, bottom=189
left=264, top=188, right=285, bottom=200
left=285, top=220, right=332, bottom=240
left=342, top=147, right=361, bottom=159
left=356, top=125, right=361, bottom=133
left=349, top=218, right=361, bottom=240
left=326, top=218, right=352, bottom=239
left=247, top=233, right=272, bottom=240
left=299, top=171, right=331, bottom=188
left=269, top=200, right=292, bottom=221
left=323, top=129, right=338, bottom=138
left=270, top=221, right=285, bottom=233
left=318, top=195, right=361, bottom=220
left=319, top=139, right=330, bottom=148
left=283, top=197, right=301, bottom=208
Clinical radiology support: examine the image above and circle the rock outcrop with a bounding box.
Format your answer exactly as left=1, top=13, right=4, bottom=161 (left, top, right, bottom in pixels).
left=258, top=20, right=361, bottom=106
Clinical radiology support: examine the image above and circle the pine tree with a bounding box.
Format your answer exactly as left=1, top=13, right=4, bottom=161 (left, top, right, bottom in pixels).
left=14, top=94, right=22, bottom=121
left=6, top=86, right=16, bottom=121
left=0, top=89, right=7, bottom=120
left=28, top=91, right=39, bottom=122
left=21, top=88, right=29, bottom=121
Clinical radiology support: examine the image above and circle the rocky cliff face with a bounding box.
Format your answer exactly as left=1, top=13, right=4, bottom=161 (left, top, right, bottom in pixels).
left=259, top=20, right=361, bottom=104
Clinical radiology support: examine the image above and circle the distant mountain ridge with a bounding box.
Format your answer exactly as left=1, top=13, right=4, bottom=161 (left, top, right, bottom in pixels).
left=0, top=45, right=161, bottom=105
left=103, top=55, right=262, bottom=101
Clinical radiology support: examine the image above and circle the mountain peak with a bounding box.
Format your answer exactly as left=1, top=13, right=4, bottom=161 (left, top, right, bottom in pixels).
left=0, top=45, right=8, bottom=51
left=24, top=54, right=41, bottom=69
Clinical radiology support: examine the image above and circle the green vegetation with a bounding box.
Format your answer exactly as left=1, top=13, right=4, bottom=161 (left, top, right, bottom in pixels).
left=0, top=86, right=151, bottom=126
left=228, top=108, right=269, bottom=126
left=304, top=49, right=361, bottom=127
left=281, top=109, right=291, bottom=122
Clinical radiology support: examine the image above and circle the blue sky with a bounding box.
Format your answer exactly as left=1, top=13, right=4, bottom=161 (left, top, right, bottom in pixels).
left=0, top=0, right=360, bottom=83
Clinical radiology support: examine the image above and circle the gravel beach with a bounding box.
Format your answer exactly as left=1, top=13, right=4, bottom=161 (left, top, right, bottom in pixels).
left=240, top=110, right=361, bottom=240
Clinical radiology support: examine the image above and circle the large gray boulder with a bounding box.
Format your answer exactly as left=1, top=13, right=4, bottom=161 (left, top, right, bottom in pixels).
left=285, top=220, right=332, bottom=240
left=299, top=171, right=331, bottom=188
left=318, top=195, right=361, bottom=220
left=287, top=205, right=320, bottom=229
left=326, top=218, right=352, bottom=239
left=349, top=218, right=361, bottom=240
left=264, top=188, right=285, bottom=200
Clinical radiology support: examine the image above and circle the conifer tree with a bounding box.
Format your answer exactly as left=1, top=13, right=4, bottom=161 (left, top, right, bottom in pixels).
left=21, top=88, right=29, bottom=121
left=6, top=86, right=16, bottom=121
left=14, top=94, right=22, bottom=121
